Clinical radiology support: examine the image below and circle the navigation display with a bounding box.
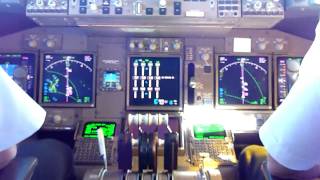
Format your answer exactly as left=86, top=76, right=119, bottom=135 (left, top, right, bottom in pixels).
left=216, top=55, right=271, bottom=109
left=276, top=56, right=303, bottom=106
left=0, top=53, right=36, bottom=98
left=127, top=56, right=183, bottom=111
left=82, top=122, right=116, bottom=139
left=41, top=53, right=95, bottom=107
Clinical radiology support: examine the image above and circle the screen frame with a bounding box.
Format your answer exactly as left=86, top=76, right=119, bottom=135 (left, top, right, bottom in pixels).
left=215, top=54, right=273, bottom=110
left=274, top=55, right=303, bottom=108
left=81, top=121, right=117, bottom=139
left=126, top=54, right=184, bottom=111
left=39, top=52, right=96, bottom=108
left=0, top=51, right=38, bottom=100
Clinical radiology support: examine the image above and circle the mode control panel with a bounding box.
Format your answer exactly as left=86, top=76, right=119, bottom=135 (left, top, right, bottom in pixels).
left=26, top=0, right=68, bottom=15
left=68, top=0, right=217, bottom=18
left=242, top=0, right=284, bottom=16
left=128, top=38, right=184, bottom=53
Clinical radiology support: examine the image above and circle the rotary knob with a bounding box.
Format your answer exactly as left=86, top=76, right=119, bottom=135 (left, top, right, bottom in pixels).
left=159, top=0, right=167, bottom=7
left=138, top=42, right=144, bottom=49
left=173, top=41, right=182, bottom=50
left=114, top=0, right=123, bottom=7
left=150, top=43, right=157, bottom=51
left=53, top=114, right=62, bottom=124
left=129, top=41, right=136, bottom=49
left=253, top=1, right=263, bottom=11
left=201, top=53, right=210, bottom=62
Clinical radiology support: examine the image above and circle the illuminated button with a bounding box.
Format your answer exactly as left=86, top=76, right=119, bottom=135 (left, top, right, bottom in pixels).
left=80, top=0, right=87, bottom=6
left=79, top=7, right=87, bottom=14
left=159, top=8, right=166, bottom=15
left=115, top=7, right=123, bottom=14
left=146, top=8, right=153, bottom=15
left=102, top=6, right=110, bottom=14
left=174, top=2, right=181, bottom=15
left=174, top=8, right=181, bottom=15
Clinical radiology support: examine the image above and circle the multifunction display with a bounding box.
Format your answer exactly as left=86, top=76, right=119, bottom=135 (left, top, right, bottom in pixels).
left=217, top=55, right=271, bottom=109
left=41, top=53, right=95, bottom=107
left=127, top=56, right=182, bottom=111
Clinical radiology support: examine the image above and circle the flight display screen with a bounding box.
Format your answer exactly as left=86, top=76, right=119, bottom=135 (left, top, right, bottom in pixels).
left=276, top=56, right=303, bottom=106
left=101, top=71, right=121, bottom=91
left=82, top=122, right=116, bottom=139
left=217, top=55, right=271, bottom=109
left=0, top=53, right=36, bottom=98
left=127, top=56, right=182, bottom=111
left=41, top=53, right=95, bottom=107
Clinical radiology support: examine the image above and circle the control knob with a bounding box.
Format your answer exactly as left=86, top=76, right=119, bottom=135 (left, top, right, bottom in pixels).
left=138, top=42, right=144, bottom=49
left=150, top=43, right=157, bottom=51
left=200, top=53, right=210, bottom=62
left=129, top=41, right=136, bottom=49
left=173, top=41, right=182, bottom=51
left=36, top=0, right=44, bottom=7
left=114, top=0, right=123, bottom=7
left=159, top=0, right=167, bottom=7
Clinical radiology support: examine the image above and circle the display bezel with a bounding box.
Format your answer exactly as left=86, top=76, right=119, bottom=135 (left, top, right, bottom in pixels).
left=0, top=52, right=38, bottom=100
left=126, top=54, right=184, bottom=111
left=39, top=52, right=96, bottom=107
left=274, top=55, right=303, bottom=108
left=215, top=54, right=272, bottom=110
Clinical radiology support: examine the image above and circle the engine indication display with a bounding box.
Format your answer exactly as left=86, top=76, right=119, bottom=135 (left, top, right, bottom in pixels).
left=217, top=55, right=271, bottom=109
left=276, top=56, right=303, bottom=106
left=0, top=53, right=36, bottom=99
left=127, top=56, right=183, bottom=111
left=41, top=53, right=95, bottom=107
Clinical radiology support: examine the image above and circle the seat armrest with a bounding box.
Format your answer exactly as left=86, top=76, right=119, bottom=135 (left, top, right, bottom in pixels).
left=0, top=157, right=38, bottom=180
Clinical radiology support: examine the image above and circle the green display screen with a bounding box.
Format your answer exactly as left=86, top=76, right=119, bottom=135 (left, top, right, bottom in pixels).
left=193, top=124, right=226, bottom=139
left=82, top=122, right=116, bottom=138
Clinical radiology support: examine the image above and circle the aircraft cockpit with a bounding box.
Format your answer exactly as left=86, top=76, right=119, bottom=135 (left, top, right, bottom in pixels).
left=0, top=0, right=318, bottom=179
